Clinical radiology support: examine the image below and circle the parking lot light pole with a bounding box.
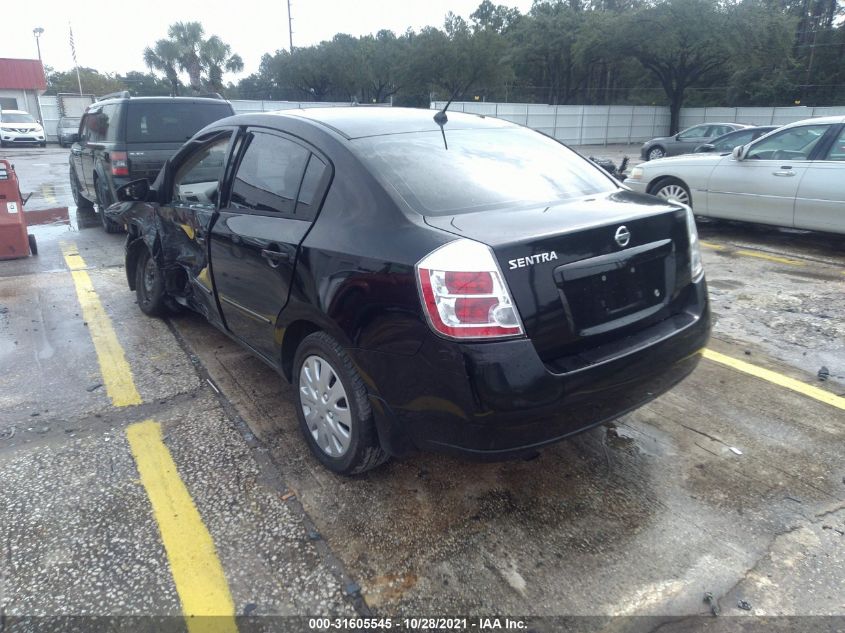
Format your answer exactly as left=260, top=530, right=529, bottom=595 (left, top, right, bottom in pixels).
left=33, top=27, right=45, bottom=126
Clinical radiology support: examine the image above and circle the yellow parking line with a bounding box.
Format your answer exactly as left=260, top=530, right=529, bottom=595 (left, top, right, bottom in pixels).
left=61, top=242, right=142, bottom=407
left=63, top=241, right=237, bottom=630
left=699, top=241, right=805, bottom=266
left=128, top=421, right=238, bottom=633
left=703, top=349, right=845, bottom=411
left=734, top=249, right=805, bottom=266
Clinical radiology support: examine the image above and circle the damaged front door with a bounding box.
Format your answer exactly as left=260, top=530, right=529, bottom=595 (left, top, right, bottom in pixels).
left=163, top=131, right=235, bottom=322
left=210, top=129, right=327, bottom=362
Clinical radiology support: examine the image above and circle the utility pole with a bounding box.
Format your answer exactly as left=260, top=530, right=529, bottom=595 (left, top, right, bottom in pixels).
left=32, top=27, right=45, bottom=125
left=287, top=0, right=294, bottom=52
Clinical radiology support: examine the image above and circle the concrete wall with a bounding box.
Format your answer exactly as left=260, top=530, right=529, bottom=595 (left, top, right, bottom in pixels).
left=432, top=101, right=845, bottom=145
left=432, top=102, right=671, bottom=144
left=32, top=96, right=845, bottom=145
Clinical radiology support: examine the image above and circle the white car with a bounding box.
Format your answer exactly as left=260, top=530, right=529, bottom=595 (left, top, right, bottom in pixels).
left=0, top=109, right=47, bottom=147
left=625, top=116, right=845, bottom=235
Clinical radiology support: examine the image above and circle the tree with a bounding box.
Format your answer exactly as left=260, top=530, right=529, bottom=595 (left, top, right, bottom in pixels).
left=618, top=0, right=733, bottom=132
left=45, top=67, right=124, bottom=96
left=470, top=0, right=522, bottom=34
left=144, top=22, right=244, bottom=95
left=143, top=40, right=182, bottom=95
left=119, top=71, right=173, bottom=96
left=509, top=2, right=587, bottom=104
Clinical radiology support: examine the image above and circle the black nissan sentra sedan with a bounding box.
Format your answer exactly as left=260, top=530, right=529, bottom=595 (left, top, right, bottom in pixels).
left=110, top=107, right=710, bottom=475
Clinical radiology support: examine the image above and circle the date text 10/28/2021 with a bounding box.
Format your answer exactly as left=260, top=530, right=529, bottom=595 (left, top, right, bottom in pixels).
left=308, top=617, right=528, bottom=630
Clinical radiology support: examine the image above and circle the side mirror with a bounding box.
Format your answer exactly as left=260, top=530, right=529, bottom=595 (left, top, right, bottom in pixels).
left=696, top=144, right=715, bottom=153
left=116, top=179, right=151, bottom=202
left=732, top=145, right=747, bottom=161
left=674, top=134, right=681, bottom=140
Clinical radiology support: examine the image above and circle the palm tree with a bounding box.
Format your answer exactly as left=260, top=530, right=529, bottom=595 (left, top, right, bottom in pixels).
left=143, top=40, right=181, bottom=95
left=145, top=22, right=244, bottom=95
left=202, top=36, right=244, bottom=92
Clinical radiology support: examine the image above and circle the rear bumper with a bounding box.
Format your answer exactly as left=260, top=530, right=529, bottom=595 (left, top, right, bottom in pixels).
left=355, top=278, right=710, bottom=458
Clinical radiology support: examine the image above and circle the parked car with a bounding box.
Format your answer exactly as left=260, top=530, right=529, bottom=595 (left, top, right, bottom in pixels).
left=626, top=116, right=845, bottom=234
left=694, top=126, right=778, bottom=154
left=640, top=122, right=751, bottom=161
left=68, top=92, right=234, bottom=233
left=57, top=116, right=81, bottom=147
left=0, top=110, right=46, bottom=147
left=109, top=107, right=710, bottom=475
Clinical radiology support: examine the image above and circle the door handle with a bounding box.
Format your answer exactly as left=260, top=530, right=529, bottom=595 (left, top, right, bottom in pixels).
left=772, top=168, right=794, bottom=176
left=261, top=246, right=291, bottom=268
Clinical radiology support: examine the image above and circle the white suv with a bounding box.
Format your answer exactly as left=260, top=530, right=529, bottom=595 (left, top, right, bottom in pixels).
left=0, top=110, right=46, bottom=147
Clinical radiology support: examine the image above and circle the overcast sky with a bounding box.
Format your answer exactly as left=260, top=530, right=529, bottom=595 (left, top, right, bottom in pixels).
left=3, top=0, right=534, bottom=81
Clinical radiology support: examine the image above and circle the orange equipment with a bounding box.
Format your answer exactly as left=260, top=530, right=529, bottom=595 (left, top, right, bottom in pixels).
left=0, top=159, right=36, bottom=260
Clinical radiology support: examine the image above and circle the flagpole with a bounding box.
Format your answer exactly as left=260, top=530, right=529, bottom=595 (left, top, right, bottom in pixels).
left=69, top=23, right=83, bottom=95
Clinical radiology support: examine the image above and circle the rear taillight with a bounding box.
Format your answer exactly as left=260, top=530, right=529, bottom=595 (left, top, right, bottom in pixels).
left=110, top=151, right=129, bottom=177
left=416, top=239, right=524, bottom=340
left=683, top=204, right=704, bottom=281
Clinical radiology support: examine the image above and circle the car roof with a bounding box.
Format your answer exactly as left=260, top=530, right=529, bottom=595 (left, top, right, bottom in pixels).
left=91, top=96, right=230, bottom=106
left=781, top=115, right=845, bottom=127
left=0, top=109, right=30, bottom=115
left=252, top=106, right=517, bottom=140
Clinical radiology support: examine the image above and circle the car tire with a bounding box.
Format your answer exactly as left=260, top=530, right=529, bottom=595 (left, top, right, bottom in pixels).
left=135, top=248, right=167, bottom=317
left=70, top=166, right=94, bottom=210
left=28, top=234, right=38, bottom=256
left=40, top=142, right=47, bottom=148
left=647, top=146, right=666, bottom=160
left=95, top=176, right=122, bottom=234
left=651, top=177, right=692, bottom=207
left=293, top=332, right=389, bottom=475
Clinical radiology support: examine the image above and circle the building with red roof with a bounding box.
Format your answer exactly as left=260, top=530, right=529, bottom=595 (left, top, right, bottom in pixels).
left=0, top=58, right=47, bottom=118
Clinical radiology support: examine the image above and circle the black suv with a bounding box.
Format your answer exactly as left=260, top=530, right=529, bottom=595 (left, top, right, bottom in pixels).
left=112, top=108, right=710, bottom=475
left=68, top=92, right=234, bottom=232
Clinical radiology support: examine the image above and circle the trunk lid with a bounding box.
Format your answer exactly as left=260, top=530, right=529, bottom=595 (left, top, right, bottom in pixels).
left=424, top=190, right=694, bottom=362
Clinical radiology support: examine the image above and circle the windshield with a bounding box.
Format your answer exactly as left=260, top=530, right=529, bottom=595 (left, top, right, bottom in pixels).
left=354, top=128, right=616, bottom=216
left=1, top=112, right=36, bottom=124
left=125, top=102, right=232, bottom=143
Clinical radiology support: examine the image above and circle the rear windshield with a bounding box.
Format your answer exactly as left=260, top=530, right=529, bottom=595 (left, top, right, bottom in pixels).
left=125, top=102, right=232, bottom=143
left=354, top=127, right=616, bottom=216
left=60, top=118, right=80, bottom=127
left=1, top=113, right=36, bottom=124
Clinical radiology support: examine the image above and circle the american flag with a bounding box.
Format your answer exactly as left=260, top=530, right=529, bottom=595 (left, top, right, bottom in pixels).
left=69, top=24, right=78, bottom=64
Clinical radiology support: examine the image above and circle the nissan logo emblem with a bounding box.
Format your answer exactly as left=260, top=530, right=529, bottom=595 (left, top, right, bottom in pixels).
left=614, top=225, right=631, bottom=248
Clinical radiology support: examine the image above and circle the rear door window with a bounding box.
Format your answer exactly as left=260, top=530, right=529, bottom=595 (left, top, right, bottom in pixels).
left=294, top=155, right=329, bottom=220
left=228, top=131, right=310, bottom=216
left=823, top=127, right=845, bottom=161
left=125, top=102, right=233, bottom=143
left=82, top=109, right=105, bottom=143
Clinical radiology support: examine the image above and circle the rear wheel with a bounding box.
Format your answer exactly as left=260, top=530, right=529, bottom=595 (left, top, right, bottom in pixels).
left=647, top=146, right=666, bottom=160
left=652, top=177, right=691, bottom=207
left=70, top=166, right=93, bottom=210
left=135, top=248, right=167, bottom=317
left=293, top=332, right=389, bottom=475
left=95, top=177, right=122, bottom=233
left=27, top=234, right=37, bottom=256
